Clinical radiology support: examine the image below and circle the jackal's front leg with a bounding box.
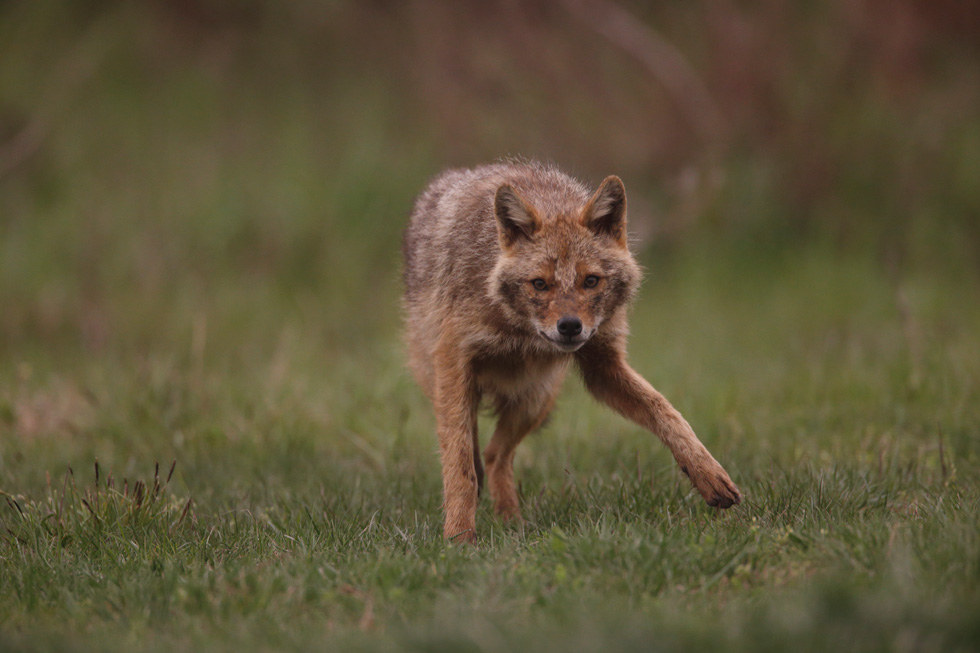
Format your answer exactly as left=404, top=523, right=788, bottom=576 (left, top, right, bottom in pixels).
left=577, top=339, right=741, bottom=508
left=433, top=342, right=481, bottom=542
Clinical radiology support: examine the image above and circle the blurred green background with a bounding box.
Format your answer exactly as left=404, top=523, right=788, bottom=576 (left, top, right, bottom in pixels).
left=2, top=1, right=978, bottom=358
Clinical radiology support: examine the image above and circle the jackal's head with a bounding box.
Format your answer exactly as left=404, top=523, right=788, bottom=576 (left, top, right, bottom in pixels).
left=489, top=175, right=641, bottom=353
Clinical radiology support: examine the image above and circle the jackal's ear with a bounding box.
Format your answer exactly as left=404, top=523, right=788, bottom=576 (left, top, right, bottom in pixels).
left=583, top=175, right=627, bottom=247
left=494, top=184, right=540, bottom=248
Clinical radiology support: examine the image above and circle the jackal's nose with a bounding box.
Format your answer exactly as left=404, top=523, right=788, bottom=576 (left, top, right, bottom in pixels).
left=557, top=316, right=583, bottom=337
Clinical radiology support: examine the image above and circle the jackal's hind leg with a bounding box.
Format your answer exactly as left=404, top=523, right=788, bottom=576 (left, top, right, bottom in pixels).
left=484, top=394, right=557, bottom=521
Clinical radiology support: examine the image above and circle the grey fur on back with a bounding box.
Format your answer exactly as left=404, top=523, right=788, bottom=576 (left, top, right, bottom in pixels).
left=402, top=161, right=591, bottom=305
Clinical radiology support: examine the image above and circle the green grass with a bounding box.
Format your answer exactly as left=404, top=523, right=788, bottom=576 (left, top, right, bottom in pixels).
left=2, top=3, right=980, bottom=651
left=2, top=240, right=978, bottom=652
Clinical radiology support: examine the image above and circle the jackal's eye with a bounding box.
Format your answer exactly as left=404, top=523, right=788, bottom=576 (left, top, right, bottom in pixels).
left=583, top=275, right=600, bottom=288
left=531, top=278, right=548, bottom=291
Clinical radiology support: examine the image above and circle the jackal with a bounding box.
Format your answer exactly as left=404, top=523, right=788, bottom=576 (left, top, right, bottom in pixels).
left=402, top=161, right=741, bottom=542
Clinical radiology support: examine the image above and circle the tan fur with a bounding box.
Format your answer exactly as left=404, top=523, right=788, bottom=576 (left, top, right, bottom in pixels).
left=402, top=161, right=741, bottom=542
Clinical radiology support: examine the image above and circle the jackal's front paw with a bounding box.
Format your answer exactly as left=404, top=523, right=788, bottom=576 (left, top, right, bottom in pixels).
left=682, top=461, right=742, bottom=509
left=444, top=518, right=477, bottom=543
left=443, top=509, right=477, bottom=544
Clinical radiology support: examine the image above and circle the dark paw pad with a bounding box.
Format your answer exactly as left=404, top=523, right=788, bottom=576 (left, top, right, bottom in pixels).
left=710, top=489, right=741, bottom=509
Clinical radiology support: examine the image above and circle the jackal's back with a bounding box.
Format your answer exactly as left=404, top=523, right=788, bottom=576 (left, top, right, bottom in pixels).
left=403, top=162, right=590, bottom=303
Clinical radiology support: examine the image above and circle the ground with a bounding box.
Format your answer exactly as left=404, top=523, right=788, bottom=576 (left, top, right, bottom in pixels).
left=2, top=238, right=978, bottom=651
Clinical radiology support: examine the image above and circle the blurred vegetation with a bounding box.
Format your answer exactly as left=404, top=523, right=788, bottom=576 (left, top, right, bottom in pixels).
left=2, top=2, right=979, bottom=335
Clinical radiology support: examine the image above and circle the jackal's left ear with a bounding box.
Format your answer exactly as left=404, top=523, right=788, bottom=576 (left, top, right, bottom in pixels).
left=582, top=175, right=627, bottom=247
left=494, top=184, right=540, bottom=249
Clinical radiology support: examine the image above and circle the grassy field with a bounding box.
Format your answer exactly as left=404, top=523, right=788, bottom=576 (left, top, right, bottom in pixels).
left=2, top=3, right=980, bottom=652
left=2, top=238, right=978, bottom=651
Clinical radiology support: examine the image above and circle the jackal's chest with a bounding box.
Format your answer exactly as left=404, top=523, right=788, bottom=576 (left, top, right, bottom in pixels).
left=472, top=352, right=571, bottom=402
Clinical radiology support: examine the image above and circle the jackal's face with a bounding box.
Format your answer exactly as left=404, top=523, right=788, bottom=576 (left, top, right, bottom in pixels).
left=490, top=176, right=641, bottom=352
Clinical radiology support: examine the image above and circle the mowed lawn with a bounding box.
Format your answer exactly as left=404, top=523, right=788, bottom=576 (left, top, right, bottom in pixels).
left=2, top=227, right=978, bottom=651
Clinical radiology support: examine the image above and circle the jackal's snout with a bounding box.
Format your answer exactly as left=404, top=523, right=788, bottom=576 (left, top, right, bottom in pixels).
left=542, top=315, right=590, bottom=352
left=556, top=316, right=583, bottom=337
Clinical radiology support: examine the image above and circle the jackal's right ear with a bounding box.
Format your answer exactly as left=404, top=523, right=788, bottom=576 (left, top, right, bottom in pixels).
left=494, top=184, right=540, bottom=248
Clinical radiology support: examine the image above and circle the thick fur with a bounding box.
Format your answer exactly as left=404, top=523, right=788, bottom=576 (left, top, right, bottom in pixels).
left=403, top=161, right=741, bottom=542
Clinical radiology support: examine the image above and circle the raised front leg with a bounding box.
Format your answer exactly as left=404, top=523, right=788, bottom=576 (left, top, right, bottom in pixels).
left=433, top=340, right=481, bottom=542
left=576, top=338, right=741, bottom=508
